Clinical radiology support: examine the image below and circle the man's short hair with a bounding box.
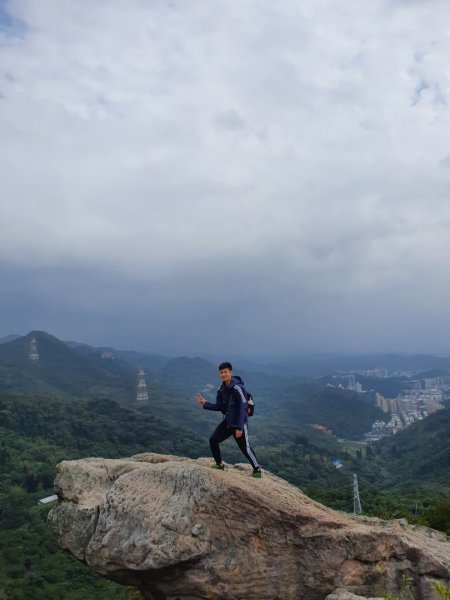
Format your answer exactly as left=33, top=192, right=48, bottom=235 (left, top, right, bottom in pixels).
left=218, top=361, right=232, bottom=371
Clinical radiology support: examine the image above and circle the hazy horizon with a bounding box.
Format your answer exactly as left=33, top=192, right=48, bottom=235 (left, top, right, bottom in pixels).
left=2, top=1, right=450, bottom=356
left=3, top=329, right=450, bottom=363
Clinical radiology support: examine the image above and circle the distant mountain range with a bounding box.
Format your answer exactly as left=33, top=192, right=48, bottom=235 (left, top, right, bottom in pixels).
left=0, top=331, right=136, bottom=402
left=1, top=332, right=449, bottom=600
left=1, top=330, right=449, bottom=444
left=0, top=334, right=21, bottom=344
left=3, top=330, right=450, bottom=375
left=0, top=332, right=364, bottom=439
left=241, top=354, right=450, bottom=377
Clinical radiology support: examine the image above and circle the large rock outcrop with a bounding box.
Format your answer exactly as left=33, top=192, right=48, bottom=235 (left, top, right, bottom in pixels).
left=48, top=453, right=450, bottom=600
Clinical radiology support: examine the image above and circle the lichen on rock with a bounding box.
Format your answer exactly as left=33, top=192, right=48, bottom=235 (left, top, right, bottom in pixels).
left=48, top=453, right=450, bottom=600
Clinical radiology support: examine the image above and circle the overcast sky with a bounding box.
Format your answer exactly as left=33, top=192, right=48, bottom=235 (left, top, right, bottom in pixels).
left=1, top=0, right=450, bottom=357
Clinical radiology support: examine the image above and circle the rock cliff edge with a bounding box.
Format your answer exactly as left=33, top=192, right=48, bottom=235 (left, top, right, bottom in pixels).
left=48, top=453, right=450, bottom=600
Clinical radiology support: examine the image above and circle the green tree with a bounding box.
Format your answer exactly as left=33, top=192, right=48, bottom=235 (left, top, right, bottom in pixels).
left=424, top=497, right=450, bottom=535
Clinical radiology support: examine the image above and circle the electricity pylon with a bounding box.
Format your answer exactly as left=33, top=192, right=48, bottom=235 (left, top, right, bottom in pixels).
left=353, top=473, right=362, bottom=515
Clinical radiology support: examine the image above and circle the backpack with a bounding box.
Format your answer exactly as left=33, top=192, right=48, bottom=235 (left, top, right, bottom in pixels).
left=222, top=383, right=255, bottom=417
left=246, top=392, right=255, bottom=417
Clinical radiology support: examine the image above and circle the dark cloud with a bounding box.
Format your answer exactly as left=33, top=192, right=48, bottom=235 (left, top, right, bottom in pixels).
left=1, top=0, right=450, bottom=355
left=2, top=250, right=450, bottom=356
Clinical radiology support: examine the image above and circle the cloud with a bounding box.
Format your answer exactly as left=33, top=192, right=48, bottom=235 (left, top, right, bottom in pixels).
left=1, top=0, right=450, bottom=354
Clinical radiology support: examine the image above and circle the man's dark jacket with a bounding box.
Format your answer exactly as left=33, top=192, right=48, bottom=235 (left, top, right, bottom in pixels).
left=203, top=375, right=248, bottom=430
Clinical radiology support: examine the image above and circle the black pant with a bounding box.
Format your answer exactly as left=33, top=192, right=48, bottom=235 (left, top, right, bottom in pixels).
left=209, top=419, right=259, bottom=470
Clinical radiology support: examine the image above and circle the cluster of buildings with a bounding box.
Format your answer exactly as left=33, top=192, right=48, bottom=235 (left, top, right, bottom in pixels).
left=365, top=384, right=446, bottom=441
left=357, top=368, right=389, bottom=378
left=326, top=374, right=364, bottom=393
left=346, top=374, right=363, bottom=393
left=325, top=367, right=448, bottom=442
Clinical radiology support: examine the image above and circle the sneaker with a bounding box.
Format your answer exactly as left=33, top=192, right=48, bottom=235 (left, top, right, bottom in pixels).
left=252, top=468, right=262, bottom=478
left=211, top=463, right=225, bottom=470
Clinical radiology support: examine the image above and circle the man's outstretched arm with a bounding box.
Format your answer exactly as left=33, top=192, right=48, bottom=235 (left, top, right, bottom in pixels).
left=195, top=394, right=221, bottom=411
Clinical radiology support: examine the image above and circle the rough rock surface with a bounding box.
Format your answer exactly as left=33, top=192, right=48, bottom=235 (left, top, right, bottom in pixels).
left=48, top=453, right=450, bottom=600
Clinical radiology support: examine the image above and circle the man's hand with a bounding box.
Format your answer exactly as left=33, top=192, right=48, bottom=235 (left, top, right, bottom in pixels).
left=234, top=429, right=243, bottom=438
left=196, top=394, right=206, bottom=406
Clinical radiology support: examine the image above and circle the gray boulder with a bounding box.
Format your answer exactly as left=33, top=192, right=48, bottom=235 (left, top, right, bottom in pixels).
left=49, top=453, right=450, bottom=599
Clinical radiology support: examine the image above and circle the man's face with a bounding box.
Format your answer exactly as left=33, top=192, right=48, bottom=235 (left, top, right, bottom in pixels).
left=219, top=368, right=232, bottom=385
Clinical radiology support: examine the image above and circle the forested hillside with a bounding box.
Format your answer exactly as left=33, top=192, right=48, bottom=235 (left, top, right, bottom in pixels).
left=269, top=384, right=386, bottom=439
left=138, top=357, right=386, bottom=440
left=1, top=391, right=449, bottom=598
left=360, top=407, right=450, bottom=490
left=1, top=334, right=449, bottom=597
left=0, top=332, right=136, bottom=401
left=0, top=393, right=207, bottom=599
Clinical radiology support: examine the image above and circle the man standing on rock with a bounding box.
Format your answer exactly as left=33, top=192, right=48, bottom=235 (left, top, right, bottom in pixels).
left=196, top=362, right=262, bottom=478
